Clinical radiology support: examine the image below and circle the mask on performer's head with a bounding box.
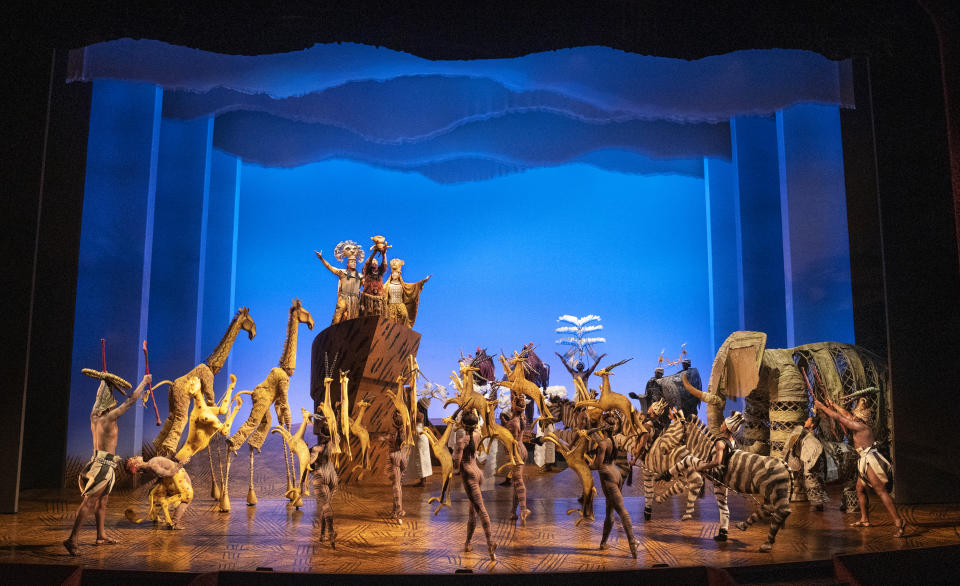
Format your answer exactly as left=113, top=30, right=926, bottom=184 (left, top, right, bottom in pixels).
left=82, top=368, right=131, bottom=415
left=852, top=399, right=874, bottom=426
left=723, top=411, right=744, bottom=435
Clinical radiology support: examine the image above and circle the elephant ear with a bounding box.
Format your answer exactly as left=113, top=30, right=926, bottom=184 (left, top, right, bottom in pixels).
left=710, top=331, right=766, bottom=398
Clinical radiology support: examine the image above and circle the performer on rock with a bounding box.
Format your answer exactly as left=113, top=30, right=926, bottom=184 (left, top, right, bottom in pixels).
left=387, top=409, right=411, bottom=519
left=502, top=394, right=531, bottom=524
left=596, top=411, right=639, bottom=558
left=309, top=414, right=339, bottom=548
left=360, top=246, right=387, bottom=317
left=453, top=409, right=498, bottom=561
left=384, top=258, right=431, bottom=327
left=315, top=242, right=363, bottom=324
left=64, top=369, right=149, bottom=556
left=814, top=397, right=905, bottom=536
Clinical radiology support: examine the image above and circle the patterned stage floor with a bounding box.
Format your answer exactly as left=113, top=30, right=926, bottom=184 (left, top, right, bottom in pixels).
left=3, top=448, right=960, bottom=576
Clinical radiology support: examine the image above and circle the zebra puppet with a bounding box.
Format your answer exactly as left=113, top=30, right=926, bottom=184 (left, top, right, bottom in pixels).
left=638, top=401, right=704, bottom=522
left=660, top=413, right=792, bottom=552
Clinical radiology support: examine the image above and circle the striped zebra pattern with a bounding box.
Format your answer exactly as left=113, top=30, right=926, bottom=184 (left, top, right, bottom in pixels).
left=668, top=415, right=792, bottom=552
left=641, top=417, right=703, bottom=521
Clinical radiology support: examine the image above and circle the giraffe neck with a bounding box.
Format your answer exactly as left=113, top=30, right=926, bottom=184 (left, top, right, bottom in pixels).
left=354, top=404, right=369, bottom=423
left=204, top=312, right=243, bottom=374
left=293, top=417, right=308, bottom=441
left=278, top=311, right=299, bottom=373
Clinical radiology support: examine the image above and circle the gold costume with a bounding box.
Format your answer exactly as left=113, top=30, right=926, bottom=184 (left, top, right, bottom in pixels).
left=384, top=277, right=427, bottom=327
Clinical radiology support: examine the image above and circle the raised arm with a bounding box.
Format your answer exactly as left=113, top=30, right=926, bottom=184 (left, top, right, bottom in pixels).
left=814, top=399, right=866, bottom=431
left=585, top=353, right=607, bottom=376
left=314, top=250, right=342, bottom=277
left=104, top=375, right=149, bottom=422
left=555, top=352, right=576, bottom=376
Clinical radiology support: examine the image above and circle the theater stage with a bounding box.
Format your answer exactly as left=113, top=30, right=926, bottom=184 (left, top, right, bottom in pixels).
left=2, top=451, right=959, bottom=580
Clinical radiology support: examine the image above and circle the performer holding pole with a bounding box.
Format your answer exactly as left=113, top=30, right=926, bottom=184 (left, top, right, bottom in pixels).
left=64, top=342, right=150, bottom=555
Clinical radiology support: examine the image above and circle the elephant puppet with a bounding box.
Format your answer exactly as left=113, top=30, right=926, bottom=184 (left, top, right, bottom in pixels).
left=643, top=359, right=702, bottom=429
left=691, top=331, right=890, bottom=458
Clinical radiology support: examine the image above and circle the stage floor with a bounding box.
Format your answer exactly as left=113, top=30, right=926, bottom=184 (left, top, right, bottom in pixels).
left=3, top=461, right=960, bottom=575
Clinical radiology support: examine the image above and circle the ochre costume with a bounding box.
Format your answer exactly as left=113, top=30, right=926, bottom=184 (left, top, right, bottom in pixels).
left=384, top=276, right=428, bottom=327
left=228, top=367, right=292, bottom=451
left=78, top=450, right=120, bottom=497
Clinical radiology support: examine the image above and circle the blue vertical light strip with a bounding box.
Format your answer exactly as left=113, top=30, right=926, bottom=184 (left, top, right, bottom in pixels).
left=194, top=117, right=215, bottom=364
left=729, top=118, right=745, bottom=330
left=703, top=157, right=717, bottom=355
left=776, top=110, right=796, bottom=348
left=226, top=158, right=241, bottom=377
left=134, top=85, right=163, bottom=457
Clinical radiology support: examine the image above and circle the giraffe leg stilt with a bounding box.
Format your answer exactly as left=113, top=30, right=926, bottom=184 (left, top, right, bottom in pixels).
left=219, top=449, right=232, bottom=512
left=208, top=443, right=221, bottom=500
left=282, top=435, right=295, bottom=501
left=247, top=445, right=258, bottom=506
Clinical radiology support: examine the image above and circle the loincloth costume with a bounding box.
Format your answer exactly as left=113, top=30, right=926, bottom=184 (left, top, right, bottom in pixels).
left=78, top=450, right=120, bottom=497
left=856, top=444, right=893, bottom=490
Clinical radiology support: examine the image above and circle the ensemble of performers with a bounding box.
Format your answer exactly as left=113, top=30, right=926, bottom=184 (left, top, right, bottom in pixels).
left=63, top=235, right=906, bottom=560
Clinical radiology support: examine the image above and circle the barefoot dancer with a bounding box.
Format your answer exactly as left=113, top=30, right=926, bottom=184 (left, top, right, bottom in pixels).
left=64, top=369, right=149, bottom=555
left=502, top=394, right=530, bottom=525
left=386, top=409, right=411, bottom=519
left=309, top=414, right=339, bottom=548
left=814, top=397, right=905, bottom=536
left=596, top=411, right=639, bottom=558
left=453, top=410, right=498, bottom=561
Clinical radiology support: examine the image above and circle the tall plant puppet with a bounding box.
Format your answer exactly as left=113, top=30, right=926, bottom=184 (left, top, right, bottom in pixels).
left=221, top=299, right=314, bottom=511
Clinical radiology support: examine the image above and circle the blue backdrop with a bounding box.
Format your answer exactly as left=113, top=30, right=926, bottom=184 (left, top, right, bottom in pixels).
left=64, top=43, right=855, bottom=458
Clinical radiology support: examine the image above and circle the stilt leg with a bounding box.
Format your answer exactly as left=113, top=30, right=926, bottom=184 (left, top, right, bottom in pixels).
left=247, top=445, right=258, bottom=506
left=220, top=449, right=233, bottom=512
left=208, top=443, right=221, bottom=500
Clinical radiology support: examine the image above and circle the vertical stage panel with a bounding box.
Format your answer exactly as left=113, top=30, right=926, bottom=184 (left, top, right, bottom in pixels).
left=67, top=80, right=162, bottom=461
left=144, top=117, right=211, bottom=441
left=777, top=104, right=855, bottom=345
left=310, top=317, right=421, bottom=484
left=199, top=149, right=243, bottom=398
left=705, top=156, right=743, bottom=353
left=732, top=116, right=789, bottom=348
